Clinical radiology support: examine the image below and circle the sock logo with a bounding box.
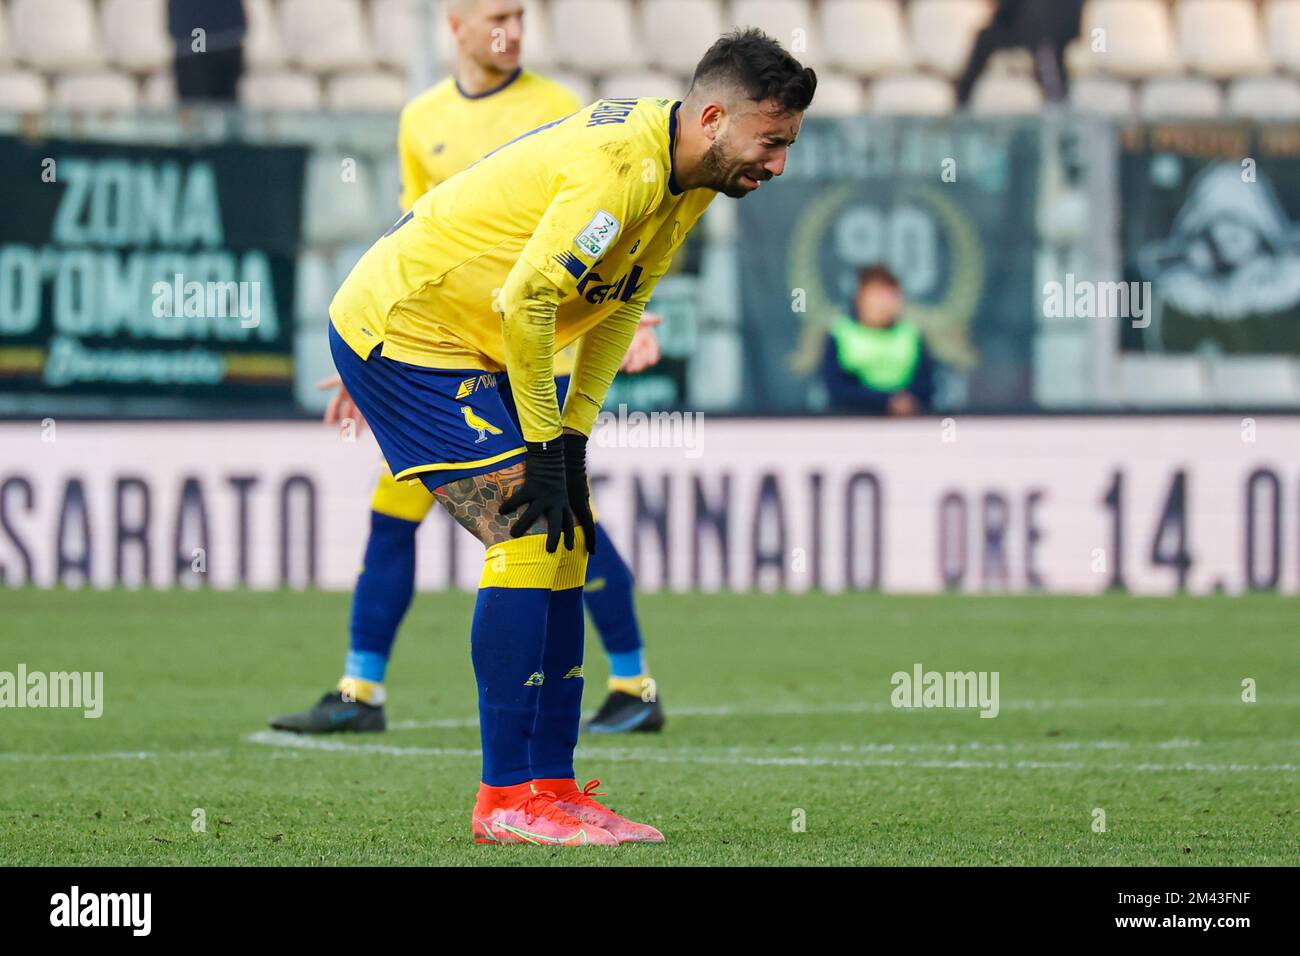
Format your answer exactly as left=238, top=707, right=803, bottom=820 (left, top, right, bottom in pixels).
left=523, top=671, right=545, bottom=686
left=563, top=665, right=584, bottom=679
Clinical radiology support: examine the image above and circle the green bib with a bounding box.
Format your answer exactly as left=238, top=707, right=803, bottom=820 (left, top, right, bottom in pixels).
left=829, top=316, right=922, bottom=392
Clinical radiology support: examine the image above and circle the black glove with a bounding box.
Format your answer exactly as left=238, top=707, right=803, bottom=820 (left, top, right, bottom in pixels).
left=563, top=433, right=597, bottom=555
left=500, top=439, right=574, bottom=553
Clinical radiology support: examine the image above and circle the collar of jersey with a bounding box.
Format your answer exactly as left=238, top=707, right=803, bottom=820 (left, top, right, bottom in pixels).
left=456, top=66, right=523, bottom=100
left=667, top=100, right=683, bottom=195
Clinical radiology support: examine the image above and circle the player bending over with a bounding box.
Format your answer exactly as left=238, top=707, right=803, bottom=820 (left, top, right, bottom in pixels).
left=271, top=0, right=666, bottom=737
left=323, top=29, right=814, bottom=846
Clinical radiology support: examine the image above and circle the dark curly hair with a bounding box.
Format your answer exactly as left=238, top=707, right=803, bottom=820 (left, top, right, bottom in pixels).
left=687, top=28, right=817, bottom=113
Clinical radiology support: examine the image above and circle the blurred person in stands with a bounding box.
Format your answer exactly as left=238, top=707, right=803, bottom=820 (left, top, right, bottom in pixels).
left=820, top=265, right=937, bottom=417
left=169, top=0, right=247, bottom=103
left=956, top=0, right=1084, bottom=107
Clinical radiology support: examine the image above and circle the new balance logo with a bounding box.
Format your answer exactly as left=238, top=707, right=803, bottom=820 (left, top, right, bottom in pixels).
left=455, top=373, right=497, bottom=398
left=563, top=666, right=584, bottom=679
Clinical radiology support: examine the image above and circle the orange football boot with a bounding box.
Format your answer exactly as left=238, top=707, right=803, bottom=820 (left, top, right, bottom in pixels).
left=539, top=778, right=666, bottom=844
left=472, top=782, right=618, bottom=846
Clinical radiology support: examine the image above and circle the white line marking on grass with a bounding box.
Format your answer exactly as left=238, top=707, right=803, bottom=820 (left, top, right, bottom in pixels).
left=387, top=696, right=1300, bottom=731
left=0, top=748, right=229, bottom=762
left=241, top=734, right=1299, bottom=774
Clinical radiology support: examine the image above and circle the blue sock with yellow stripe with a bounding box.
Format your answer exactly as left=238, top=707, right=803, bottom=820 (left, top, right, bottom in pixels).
left=346, top=511, right=419, bottom=686
left=472, top=531, right=584, bottom=787
left=531, top=583, right=586, bottom=779
left=583, top=523, right=646, bottom=677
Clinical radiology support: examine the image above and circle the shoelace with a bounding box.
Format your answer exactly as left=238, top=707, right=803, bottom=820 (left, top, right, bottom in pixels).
left=517, top=789, right=584, bottom=827
left=568, top=779, right=611, bottom=811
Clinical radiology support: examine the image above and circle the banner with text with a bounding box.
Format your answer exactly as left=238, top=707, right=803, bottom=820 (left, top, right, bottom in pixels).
left=0, top=136, right=306, bottom=417
left=2, top=417, right=1297, bottom=595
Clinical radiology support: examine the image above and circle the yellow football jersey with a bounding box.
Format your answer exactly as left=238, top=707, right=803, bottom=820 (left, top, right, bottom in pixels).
left=331, top=97, right=713, bottom=430
left=397, top=67, right=582, bottom=210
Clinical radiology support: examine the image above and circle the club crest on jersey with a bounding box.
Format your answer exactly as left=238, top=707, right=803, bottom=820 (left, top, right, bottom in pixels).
left=455, top=373, right=498, bottom=399
left=460, top=406, right=503, bottom=443
left=575, top=209, right=621, bottom=259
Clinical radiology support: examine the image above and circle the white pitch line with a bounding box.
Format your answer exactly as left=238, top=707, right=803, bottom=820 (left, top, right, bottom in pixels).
left=387, top=695, right=1300, bottom=732
left=0, top=747, right=230, bottom=763
left=242, top=732, right=1299, bottom=774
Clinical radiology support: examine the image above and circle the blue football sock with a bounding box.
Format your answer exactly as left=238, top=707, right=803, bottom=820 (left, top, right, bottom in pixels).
left=345, top=511, right=419, bottom=683
left=472, top=583, right=550, bottom=787
left=583, top=523, right=645, bottom=671
left=530, top=586, right=586, bottom=780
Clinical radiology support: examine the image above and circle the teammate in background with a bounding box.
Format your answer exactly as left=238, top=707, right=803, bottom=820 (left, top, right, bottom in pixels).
left=271, top=0, right=665, bottom=737
left=318, top=30, right=814, bottom=844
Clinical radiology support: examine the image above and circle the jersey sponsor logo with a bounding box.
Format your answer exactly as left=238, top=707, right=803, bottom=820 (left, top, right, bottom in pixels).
left=577, top=263, right=644, bottom=305
left=460, top=406, right=503, bottom=443
left=555, top=250, right=587, bottom=280
left=454, top=372, right=498, bottom=398
left=575, top=209, right=621, bottom=259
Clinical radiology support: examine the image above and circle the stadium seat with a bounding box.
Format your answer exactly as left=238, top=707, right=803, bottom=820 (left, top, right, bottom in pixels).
left=327, top=70, right=409, bottom=110
left=969, top=73, right=1043, bottom=114
left=641, top=0, right=725, bottom=74
left=280, top=0, right=374, bottom=73
left=102, top=0, right=172, bottom=72
left=1069, top=76, right=1136, bottom=116
left=0, top=69, right=47, bottom=111
left=1138, top=76, right=1223, bottom=118
left=1078, top=0, right=1179, bottom=78
left=372, top=0, right=425, bottom=68
left=11, top=0, right=105, bottom=71
left=1178, top=0, right=1267, bottom=78
left=243, top=0, right=286, bottom=68
left=141, top=71, right=176, bottom=108
left=597, top=69, right=683, bottom=100
left=809, top=72, right=866, bottom=115
left=729, top=1, right=822, bottom=66
left=908, top=0, right=993, bottom=78
left=0, top=3, right=12, bottom=66
left=1226, top=76, right=1300, bottom=119
left=869, top=72, right=956, bottom=115
left=52, top=71, right=140, bottom=110
left=1209, top=359, right=1300, bottom=406
left=549, top=0, right=646, bottom=73
left=239, top=70, right=323, bottom=109
left=303, top=153, right=383, bottom=244
left=820, top=0, right=909, bottom=76
left=1264, top=0, right=1300, bottom=74
left=1118, top=356, right=1208, bottom=406
left=547, top=69, right=596, bottom=104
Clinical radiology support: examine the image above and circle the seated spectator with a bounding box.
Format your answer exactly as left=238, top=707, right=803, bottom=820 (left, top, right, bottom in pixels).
left=820, top=265, right=937, bottom=416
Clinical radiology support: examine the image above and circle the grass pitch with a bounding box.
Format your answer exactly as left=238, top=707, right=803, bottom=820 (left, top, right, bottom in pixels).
left=1, top=589, right=1296, bottom=866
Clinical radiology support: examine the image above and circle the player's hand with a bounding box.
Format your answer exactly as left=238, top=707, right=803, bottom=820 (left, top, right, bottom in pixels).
left=562, top=432, right=597, bottom=555
left=620, top=312, right=663, bottom=374
left=500, top=440, right=575, bottom=553
left=317, top=375, right=368, bottom=433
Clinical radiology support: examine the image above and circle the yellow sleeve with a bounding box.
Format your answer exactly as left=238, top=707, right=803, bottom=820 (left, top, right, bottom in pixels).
left=499, top=260, right=565, bottom=443
left=560, top=257, right=666, bottom=436
left=517, top=149, right=660, bottom=297
left=397, top=107, right=431, bottom=211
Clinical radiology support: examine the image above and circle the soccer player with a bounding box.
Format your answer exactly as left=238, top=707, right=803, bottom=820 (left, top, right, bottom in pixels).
left=271, top=0, right=665, bottom=737
left=323, top=29, right=814, bottom=844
